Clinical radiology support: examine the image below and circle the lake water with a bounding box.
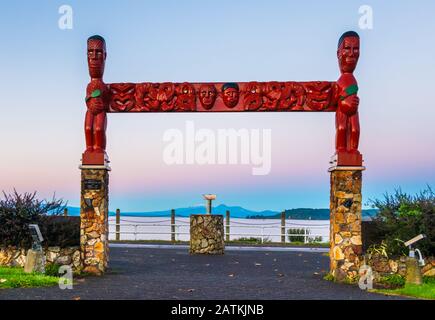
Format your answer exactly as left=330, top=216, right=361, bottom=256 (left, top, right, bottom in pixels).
left=108, top=216, right=330, bottom=243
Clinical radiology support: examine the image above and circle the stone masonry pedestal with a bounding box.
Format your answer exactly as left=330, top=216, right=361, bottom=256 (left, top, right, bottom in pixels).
left=80, top=165, right=110, bottom=275
left=190, top=215, right=224, bottom=254
left=329, top=166, right=365, bottom=282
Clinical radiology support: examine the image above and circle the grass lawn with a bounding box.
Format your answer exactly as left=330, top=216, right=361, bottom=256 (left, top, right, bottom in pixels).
left=0, top=266, right=60, bottom=289
left=372, top=277, right=435, bottom=300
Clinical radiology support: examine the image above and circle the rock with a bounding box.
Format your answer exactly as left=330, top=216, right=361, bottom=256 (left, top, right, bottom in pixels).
left=372, top=256, right=390, bottom=273
left=48, top=247, right=61, bottom=253
left=346, top=213, right=357, bottom=224
left=46, top=250, right=59, bottom=263
left=88, top=231, right=100, bottom=239
left=350, top=222, right=361, bottom=232
left=423, top=269, right=435, bottom=277
left=341, top=261, right=354, bottom=271
left=341, top=231, right=351, bottom=238
left=335, top=192, right=353, bottom=199
left=334, top=234, right=343, bottom=244
left=337, top=205, right=348, bottom=214
left=333, top=247, right=345, bottom=260
left=56, top=255, right=72, bottom=265
left=334, top=211, right=346, bottom=224
left=24, top=249, right=45, bottom=274
left=350, top=235, right=362, bottom=246
left=201, top=239, right=208, bottom=248
left=389, top=259, right=398, bottom=273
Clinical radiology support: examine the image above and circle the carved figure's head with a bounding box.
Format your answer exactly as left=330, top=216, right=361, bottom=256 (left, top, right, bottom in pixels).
left=221, top=83, right=240, bottom=108
left=199, top=84, right=217, bottom=109
left=337, top=31, right=360, bottom=73
left=87, top=35, right=107, bottom=78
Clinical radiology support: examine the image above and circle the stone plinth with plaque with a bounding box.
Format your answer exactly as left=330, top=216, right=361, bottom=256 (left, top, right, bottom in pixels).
left=79, top=164, right=110, bottom=275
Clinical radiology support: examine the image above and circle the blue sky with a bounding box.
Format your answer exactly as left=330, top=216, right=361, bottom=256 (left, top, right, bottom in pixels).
left=0, top=1, right=434, bottom=212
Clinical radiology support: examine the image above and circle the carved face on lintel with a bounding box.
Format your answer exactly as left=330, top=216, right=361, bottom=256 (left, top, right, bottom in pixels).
left=175, top=83, right=196, bottom=111
left=199, top=84, right=217, bottom=109
left=87, top=35, right=107, bottom=79
left=305, top=82, right=332, bottom=111
left=221, top=83, right=240, bottom=108
left=109, top=83, right=135, bottom=112
left=337, top=31, right=360, bottom=74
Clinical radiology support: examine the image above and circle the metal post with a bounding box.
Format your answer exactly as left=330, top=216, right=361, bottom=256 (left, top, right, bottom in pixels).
left=134, top=225, right=137, bottom=241
left=171, top=209, right=176, bottom=243
left=281, top=211, right=286, bottom=243
left=225, top=210, right=230, bottom=242
left=304, top=228, right=307, bottom=244
left=63, top=208, right=68, bottom=217
left=261, top=227, right=264, bottom=244
left=203, top=194, right=216, bottom=214
left=116, top=208, right=121, bottom=241
left=206, top=199, right=212, bottom=214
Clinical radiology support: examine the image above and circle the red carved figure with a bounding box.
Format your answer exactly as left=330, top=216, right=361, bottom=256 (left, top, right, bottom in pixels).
left=335, top=31, right=362, bottom=165
left=263, top=82, right=282, bottom=110
left=136, top=83, right=161, bottom=111
left=175, top=83, right=196, bottom=111
left=222, top=83, right=240, bottom=108
left=199, top=84, right=217, bottom=110
left=84, top=35, right=108, bottom=164
left=158, top=83, right=176, bottom=111
left=243, top=82, right=263, bottom=111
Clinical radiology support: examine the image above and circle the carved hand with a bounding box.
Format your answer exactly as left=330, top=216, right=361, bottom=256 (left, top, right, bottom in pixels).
left=87, top=97, right=106, bottom=115
left=340, top=95, right=359, bottom=116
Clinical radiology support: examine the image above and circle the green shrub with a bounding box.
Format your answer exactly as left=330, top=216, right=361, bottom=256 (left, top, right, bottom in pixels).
left=378, top=274, right=405, bottom=289
left=323, top=273, right=335, bottom=281
left=368, top=187, right=435, bottom=257
left=287, top=228, right=322, bottom=243
left=287, top=228, right=306, bottom=242
left=234, top=237, right=262, bottom=243
left=423, top=276, right=435, bottom=285
left=0, top=190, right=79, bottom=249
left=44, top=264, right=62, bottom=277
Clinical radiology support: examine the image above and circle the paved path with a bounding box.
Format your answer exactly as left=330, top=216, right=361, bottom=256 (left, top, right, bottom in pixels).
left=0, top=246, right=406, bottom=300
left=110, top=243, right=329, bottom=253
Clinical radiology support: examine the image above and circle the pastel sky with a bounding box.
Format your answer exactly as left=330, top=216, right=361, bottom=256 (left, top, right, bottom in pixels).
left=0, top=1, right=434, bottom=212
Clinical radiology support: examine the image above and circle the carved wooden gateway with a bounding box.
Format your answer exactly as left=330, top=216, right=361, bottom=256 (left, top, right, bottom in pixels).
left=80, top=32, right=365, bottom=281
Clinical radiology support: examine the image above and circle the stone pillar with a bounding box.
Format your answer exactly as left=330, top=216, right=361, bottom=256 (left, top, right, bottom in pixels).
left=329, top=166, right=365, bottom=282
left=79, top=165, right=110, bottom=275
left=190, top=215, right=224, bottom=255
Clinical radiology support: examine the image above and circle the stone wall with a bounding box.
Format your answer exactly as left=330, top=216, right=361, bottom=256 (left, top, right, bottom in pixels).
left=0, top=246, right=82, bottom=272
left=190, top=215, right=224, bottom=254
left=80, top=167, right=109, bottom=275
left=367, top=255, right=435, bottom=280
left=329, top=168, right=364, bottom=282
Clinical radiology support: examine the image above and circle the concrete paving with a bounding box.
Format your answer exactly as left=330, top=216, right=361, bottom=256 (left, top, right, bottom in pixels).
left=0, top=247, right=406, bottom=300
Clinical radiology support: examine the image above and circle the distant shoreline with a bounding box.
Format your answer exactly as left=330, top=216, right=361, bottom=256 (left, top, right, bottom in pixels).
left=61, top=206, right=377, bottom=220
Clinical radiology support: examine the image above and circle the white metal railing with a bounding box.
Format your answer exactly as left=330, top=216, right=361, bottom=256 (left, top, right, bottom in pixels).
left=109, top=220, right=329, bottom=243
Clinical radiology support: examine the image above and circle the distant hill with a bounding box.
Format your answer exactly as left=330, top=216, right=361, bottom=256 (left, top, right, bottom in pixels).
left=247, top=208, right=378, bottom=220
left=64, top=204, right=279, bottom=219
left=64, top=205, right=378, bottom=220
